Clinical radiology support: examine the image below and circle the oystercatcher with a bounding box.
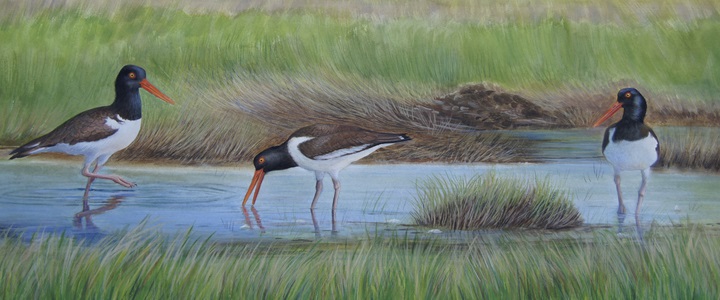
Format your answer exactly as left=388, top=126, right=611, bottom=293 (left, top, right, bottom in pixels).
left=8, top=65, right=174, bottom=197
left=593, top=88, right=659, bottom=215
left=242, top=124, right=411, bottom=215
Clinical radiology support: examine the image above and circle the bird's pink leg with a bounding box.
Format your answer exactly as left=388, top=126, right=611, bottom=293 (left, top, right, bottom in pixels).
left=331, top=177, right=341, bottom=212
left=331, top=177, right=341, bottom=233
left=310, top=207, right=321, bottom=236
left=311, top=179, right=323, bottom=210
left=82, top=162, right=104, bottom=198
left=636, top=169, right=650, bottom=216
left=614, top=173, right=625, bottom=215
left=81, top=163, right=135, bottom=189
left=311, top=172, right=324, bottom=210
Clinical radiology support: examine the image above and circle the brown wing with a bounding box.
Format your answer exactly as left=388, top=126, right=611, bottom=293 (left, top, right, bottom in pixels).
left=294, top=124, right=410, bottom=159
left=9, top=106, right=118, bottom=158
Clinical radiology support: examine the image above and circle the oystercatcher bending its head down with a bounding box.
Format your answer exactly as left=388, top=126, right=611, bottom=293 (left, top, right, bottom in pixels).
left=9, top=65, right=175, bottom=197
left=593, top=88, right=659, bottom=215
left=242, top=124, right=411, bottom=215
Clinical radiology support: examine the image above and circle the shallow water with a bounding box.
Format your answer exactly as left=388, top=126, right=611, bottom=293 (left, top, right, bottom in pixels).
left=1, top=128, right=719, bottom=241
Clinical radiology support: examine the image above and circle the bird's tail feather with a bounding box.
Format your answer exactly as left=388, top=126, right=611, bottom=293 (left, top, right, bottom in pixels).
left=8, top=141, right=43, bottom=160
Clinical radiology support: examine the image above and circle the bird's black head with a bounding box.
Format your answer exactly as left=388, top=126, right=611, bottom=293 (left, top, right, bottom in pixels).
left=616, top=87, right=647, bottom=122
left=115, top=65, right=147, bottom=91
left=243, top=144, right=298, bottom=206
left=593, top=87, right=649, bottom=127
left=110, top=65, right=174, bottom=120
left=253, top=144, right=297, bottom=173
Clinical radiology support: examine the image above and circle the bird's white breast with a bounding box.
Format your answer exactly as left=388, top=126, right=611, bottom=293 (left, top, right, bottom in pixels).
left=100, top=116, right=141, bottom=152
left=604, top=128, right=658, bottom=171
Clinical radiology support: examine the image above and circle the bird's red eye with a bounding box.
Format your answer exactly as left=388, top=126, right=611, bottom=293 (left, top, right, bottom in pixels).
left=624, top=92, right=632, bottom=98
left=258, top=157, right=266, bottom=164
left=129, top=72, right=136, bottom=79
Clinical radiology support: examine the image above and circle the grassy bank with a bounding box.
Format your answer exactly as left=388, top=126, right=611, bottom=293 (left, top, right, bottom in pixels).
left=1, top=1, right=719, bottom=163
left=2, top=224, right=719, bottom=298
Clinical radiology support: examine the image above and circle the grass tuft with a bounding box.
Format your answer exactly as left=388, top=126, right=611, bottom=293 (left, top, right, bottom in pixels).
left=412, top=172, right=583, bottom=229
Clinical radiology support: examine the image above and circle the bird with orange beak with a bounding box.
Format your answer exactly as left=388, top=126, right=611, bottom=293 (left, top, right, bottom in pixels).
left=9, top=65, right=175, bottom=197
left=593, top=87, right=659, bottom=215
left=242, top=124, right=411, bottom=217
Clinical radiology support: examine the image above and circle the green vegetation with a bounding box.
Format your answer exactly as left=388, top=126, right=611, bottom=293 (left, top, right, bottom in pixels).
left=1, top=1, right=719, bottom=163
left=413, top=172, right=583, bottom=229
left=2, top=224, right=719, bottom=298
left=2, top=1, right=719, bottom=298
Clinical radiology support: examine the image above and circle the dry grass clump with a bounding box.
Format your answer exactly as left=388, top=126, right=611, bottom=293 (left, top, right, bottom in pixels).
left=412, top=172, right=583, bottom=230
left=208, top=73, right=532, bottom=163
left=656, top=127, right=720, bottom=171
left=216, top=72, right=447, bottom=132
left=116, top=110, right=269, bottom=164
left=397, top=131, right=532, bottom=163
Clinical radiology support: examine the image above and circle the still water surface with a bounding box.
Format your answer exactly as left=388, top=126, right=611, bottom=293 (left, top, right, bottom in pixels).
left=1, top=129, right=718, bottom=241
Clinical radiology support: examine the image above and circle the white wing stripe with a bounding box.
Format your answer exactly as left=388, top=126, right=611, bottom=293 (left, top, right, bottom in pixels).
left=314, top=144, right=371, bottom=160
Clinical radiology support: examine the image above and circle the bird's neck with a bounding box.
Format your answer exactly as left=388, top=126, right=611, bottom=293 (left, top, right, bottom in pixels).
left=112, top=87, right=142, bottom=120
left=269, top=143, right=299, bottom=172
left=621, top=102, right=646, bottom=123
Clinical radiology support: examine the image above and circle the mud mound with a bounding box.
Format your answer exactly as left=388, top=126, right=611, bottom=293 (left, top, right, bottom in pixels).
left=426, top=84, right=561, bottom=129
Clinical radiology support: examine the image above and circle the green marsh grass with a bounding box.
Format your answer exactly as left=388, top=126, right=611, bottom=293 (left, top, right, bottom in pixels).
left=1, top=2, right=720, bottom=162
left=412, top=172, right=583, bottom=229
left=2, top=224, right=720, bottom=298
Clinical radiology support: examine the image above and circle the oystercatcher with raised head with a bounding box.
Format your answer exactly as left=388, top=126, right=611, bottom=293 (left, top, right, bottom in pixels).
left=593, top=88, right=659, bottom=215
left=242, top=124, right=411, bottom=215
left=9, top=65, right=175, bottom=197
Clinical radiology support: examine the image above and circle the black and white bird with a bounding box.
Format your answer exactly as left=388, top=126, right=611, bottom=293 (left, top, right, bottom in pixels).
left=594, top=88, right=659, bottom=215
left=242, top=124, right=411, bottom=214
left=8, top=65, right=174, bottom=197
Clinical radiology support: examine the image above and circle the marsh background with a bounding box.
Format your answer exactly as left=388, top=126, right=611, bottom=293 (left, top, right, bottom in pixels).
left=1, top=0, right=720, bottom=298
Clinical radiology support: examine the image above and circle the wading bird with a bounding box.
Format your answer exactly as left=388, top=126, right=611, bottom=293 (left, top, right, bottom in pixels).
left=243, top=124, right=411, bottom=221
left=9, top=65, right=175, bottom=197
left=593, top=88, right=659, bottom=215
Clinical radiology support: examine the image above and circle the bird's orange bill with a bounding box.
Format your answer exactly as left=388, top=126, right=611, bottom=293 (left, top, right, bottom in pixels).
left=139, top=79, right=175, bottom=104
left=242, top=169, right=265, bottom=206
left=593, top=102, right=623, bottom=127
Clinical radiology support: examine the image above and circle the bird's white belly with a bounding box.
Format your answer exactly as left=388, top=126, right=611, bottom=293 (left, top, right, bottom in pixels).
left=288, top=137, right=387, bottom=173
left=98, top=117, right=141, bottom=153
left=44, top=117, right=141, bottom=157
left=604, top=130, right=658, bottom=171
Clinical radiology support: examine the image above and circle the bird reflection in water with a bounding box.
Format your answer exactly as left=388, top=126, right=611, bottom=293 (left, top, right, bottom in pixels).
left=311, top=209, right=338, bottom=238
left=241, top=206, right=265, bottom=233
left=617, top=213, right=645, bottom=245
left=240, top=206, right=339, bottom=238
left=73, top=195, right=124, bottom=231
